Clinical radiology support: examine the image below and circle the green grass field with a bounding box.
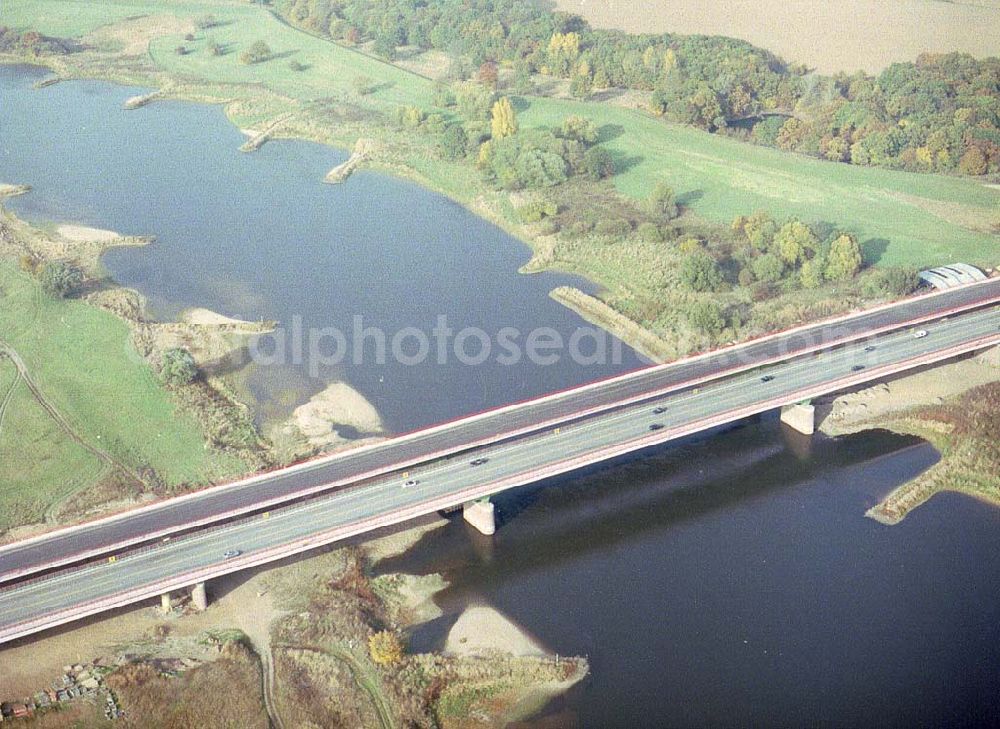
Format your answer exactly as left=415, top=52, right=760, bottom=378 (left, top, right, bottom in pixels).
left=8, top=0, right=997, bottom=268
left=0, top=358, right=105, bottom=532
left=519, top=97, right=999, bottom=267
left=0, top=261, right=247, bottom=529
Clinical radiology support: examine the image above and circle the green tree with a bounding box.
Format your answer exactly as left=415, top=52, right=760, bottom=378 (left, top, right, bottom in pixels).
left=679, top=251, right=723, bottom=292
left=773, top=220, right=819, bottom=266
left=161, top=348, right=198, bottom=386
left=825, top=234, right=863, bottom=280
left=645, top=181, right=678, bottom=220
left=39, top=261, right=82, bottom=299
left=558, top=116, right=599, bottom=145
left=799, top=256, right=825, bottom=289
left=440, top=124, right=469, bottom=160
left=583, top=146, right=615, bottom=180
left=490, top=96, right=518, bottom=139
left=685, top=300, right=726, bottom=336
left=239, top=40, right=272, bottom=64
left=736, top=210, right=778, bottom=251
left=881, top=266, right=920, bottom=296
left=751, top=252, right=785, bottom=283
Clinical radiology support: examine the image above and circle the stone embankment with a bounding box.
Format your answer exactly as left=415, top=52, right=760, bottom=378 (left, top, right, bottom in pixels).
left=324, top=138, right=374, bottom=183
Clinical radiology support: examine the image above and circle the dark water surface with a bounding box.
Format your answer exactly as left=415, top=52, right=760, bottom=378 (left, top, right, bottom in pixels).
left=0, top=64, right=642, bottom=433
left=382, top=420, right=1000, bottom=728
left=4, top=64, right=1000, bottom=729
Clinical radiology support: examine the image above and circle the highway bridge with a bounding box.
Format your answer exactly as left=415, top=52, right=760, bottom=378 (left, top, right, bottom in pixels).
left=1, top=280, right=999, bottom=644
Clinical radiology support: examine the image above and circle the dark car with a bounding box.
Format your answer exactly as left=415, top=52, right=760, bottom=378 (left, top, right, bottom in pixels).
left=852, top=364, right=865, bottom=371
left=760, top=375, right=775, bottom=383
left=470, top=457, right=489, bottom=466
left=648, top=423, right=664, bottom=431
left=652, top=406, right=667, bottom=414
left=864, top=345, right=876, bottom=352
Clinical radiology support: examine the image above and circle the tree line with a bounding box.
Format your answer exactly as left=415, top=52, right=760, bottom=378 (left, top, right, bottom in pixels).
left=278, top=0, right=999, bottom=176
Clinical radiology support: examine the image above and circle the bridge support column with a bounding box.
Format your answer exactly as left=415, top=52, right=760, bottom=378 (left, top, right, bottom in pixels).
left=781, top=402, right=815, bottom=436
left=160, top=592, right=172, bottom=614
left=463, top=498, right=496, bottom=536
left=191, top=582, right=208, bottom=611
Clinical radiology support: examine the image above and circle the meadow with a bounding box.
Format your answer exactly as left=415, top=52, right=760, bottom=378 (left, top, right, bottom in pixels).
left=0, top=260, right=247, bottom=533
left=7, top=0, right=997, bottom=268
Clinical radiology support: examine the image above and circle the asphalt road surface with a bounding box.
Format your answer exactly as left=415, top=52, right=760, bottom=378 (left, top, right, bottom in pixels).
left=1, top=304, right=997, bottom=641
left=1, top=281, right=998, bottom=583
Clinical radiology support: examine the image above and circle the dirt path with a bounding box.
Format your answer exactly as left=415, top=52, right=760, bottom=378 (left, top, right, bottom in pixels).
left=259, top=642, right=284, bottom=729
left=0, top=359, right=22, bottom=440
left=0, top=340, right=138, bottom=489
left=284, top=642, right=396, bottom=729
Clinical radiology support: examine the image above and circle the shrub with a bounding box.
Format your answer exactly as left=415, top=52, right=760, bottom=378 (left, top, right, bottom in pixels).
left=583, top=146, right=615, bottom=180
left=751, top=252, right=785, bottom=283
left=160, top=348, right=198, bottom=386
left=396, top=105, right=426, bottom=128
left=239, top=40, right=271, bottom=65
left=206, top=39, right=222, bottom=56
left=369, top=631, right=404, bottom=666
left=174, top=45, right=187, bottom=55
left=288, top=60, right=305, bottom=72
left=39, top=260, right=82, bottom=298
left=352, top=75, right=375, bottom=95
left=685, top=300, right=726, bottom=336
left=679, top=251, right=723, bottom=292
left=558, top=116, right=599, bottom=145
left=439, top=124, right=469, bottom=160
left=194, top=14, right=218, bottom=29
left=645, top=181, right=678, bottom=220
left=518, top=200, right=558, bottom=222
left=538, top=219, right=560, bottom=235
left=594, top=218, right=632, bottom=237
left=637, top=222, right=663, bottom=243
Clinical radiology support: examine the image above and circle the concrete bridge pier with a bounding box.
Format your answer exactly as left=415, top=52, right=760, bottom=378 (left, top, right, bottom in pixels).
left=160, top=592, right=172, bottom=615
left=780, top=402, right=815, bottom=436
left=191, top=582, right=208, bottom=611
left=463, top=498, right=496, bottom=536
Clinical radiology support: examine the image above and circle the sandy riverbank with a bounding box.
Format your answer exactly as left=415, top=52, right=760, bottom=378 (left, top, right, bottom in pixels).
left=816, top=345, right=1000, bottom=523
left=550, top=285, right=671, bottom=363
left=55, top=223, right=121, bottom=242
left=816, top=346, right=1000, bottom=438
left=274, top=381, right=385, bottom=454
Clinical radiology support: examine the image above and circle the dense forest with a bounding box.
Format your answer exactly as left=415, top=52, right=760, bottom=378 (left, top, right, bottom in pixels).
left=279, top=0, right=1000, bottom=176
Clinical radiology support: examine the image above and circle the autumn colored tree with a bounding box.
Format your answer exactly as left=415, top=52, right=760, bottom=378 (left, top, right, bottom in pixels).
left=477, top=61, right=498, bottom=89
left=773, top=220, right=819, bottom=266
left=369, top=631, right=404, bottom=666
left=958, top=146, right=988, bottom=176
left=825, top=234, right=863, bottom=280
left=490, top=96, right=518, bottom=139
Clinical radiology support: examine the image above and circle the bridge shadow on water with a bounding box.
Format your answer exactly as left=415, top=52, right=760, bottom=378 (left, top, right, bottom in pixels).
left=379, top=415, right=931, bottom=651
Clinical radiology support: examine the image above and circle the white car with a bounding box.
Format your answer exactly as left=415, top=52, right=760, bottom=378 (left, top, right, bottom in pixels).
left=403, top=479, right=419, bottom=488
left=913, top=330, right=928, bottom=339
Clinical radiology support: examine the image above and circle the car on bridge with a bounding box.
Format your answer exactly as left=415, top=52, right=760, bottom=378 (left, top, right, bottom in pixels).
left=649, top=423, right=664, bottom=431
left=470, top=457, right=489, bottom=466
left=652, top=406, right=667, bottom=414
left=403, top=479, right=419, bottom=488
left=914, top=330, right=928, bottom=338
left=223, top=550, right=241, bottom=559
left=761, top=375, right=775, bottom=383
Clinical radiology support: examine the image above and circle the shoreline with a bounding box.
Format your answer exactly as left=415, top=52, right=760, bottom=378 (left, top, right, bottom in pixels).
left=816, top=345, right=1000, bottom=523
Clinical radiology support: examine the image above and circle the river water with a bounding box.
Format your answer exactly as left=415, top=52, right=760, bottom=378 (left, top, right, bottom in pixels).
left=0, top=64, right=643, bottom=433
left=3, top=64, right=1000, bottom=727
